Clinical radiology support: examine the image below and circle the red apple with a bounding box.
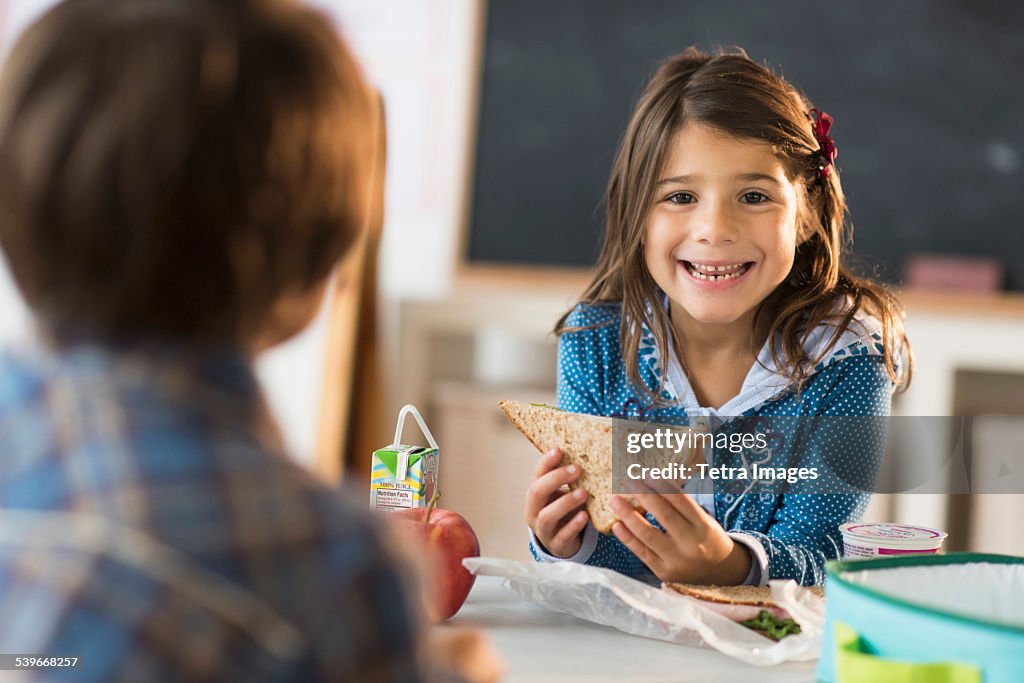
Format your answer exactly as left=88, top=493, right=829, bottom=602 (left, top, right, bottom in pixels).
left=393, top=494, right=480, bottom=622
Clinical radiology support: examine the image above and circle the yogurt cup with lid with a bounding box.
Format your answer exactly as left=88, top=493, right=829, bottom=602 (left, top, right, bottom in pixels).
left=840, top=522, right=947, bottom=558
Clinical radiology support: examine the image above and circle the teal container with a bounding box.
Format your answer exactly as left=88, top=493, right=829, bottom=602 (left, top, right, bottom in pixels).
left=818, top=553, right=1024, bottom=683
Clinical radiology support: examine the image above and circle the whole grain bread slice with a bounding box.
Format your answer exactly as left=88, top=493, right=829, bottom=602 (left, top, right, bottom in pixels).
left=664, top=583, right=824, bottom=606
left=498, top=400, right=637, bottom=534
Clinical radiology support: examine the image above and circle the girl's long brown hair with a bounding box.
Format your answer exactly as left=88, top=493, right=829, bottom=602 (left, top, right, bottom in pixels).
left=556, top=47, right=911, bottom=406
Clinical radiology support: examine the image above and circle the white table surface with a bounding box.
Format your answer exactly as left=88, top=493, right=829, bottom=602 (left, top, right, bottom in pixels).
left=447, top=576, right=817, bottom=683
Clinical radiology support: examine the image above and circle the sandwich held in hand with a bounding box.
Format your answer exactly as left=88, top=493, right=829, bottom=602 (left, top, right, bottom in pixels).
left=393, top=492, right=481, bottom=621
left=665, top=583, right=823, bottom=641
left=499, top=400, right=643, bottom=534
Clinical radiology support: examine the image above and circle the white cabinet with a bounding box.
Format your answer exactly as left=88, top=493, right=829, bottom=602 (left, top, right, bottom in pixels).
left=434, top=383, right=556, bottom=561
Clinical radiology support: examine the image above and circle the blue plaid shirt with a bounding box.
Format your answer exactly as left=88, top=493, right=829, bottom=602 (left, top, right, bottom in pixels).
left=0, top=339, right=422, bottom=682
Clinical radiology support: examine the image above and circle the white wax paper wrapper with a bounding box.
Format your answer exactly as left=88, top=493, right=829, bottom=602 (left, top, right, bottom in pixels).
left=463, top=557, right=823, bottom=666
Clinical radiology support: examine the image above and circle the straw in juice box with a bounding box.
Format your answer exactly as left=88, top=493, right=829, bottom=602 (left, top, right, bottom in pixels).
left=370, top=405, right=439, bottom=513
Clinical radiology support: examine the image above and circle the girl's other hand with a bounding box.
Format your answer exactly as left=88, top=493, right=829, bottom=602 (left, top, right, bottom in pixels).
left=610, top=490, right=751, bottom=584
left=523, top=447, right=590, bottom=558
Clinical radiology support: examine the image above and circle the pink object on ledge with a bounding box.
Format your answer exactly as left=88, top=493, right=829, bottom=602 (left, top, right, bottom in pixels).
left=903, top=253, right=1004, bottom=292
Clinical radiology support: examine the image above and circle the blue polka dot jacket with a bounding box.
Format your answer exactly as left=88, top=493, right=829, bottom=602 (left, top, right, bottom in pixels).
left=528, top=301, right=897, bottom=587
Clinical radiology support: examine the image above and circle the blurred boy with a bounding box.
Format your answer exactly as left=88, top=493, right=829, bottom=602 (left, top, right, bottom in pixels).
left=0, top=1, right=493, bottom=680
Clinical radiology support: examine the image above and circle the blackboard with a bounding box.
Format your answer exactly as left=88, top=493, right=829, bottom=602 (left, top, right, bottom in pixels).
left=466, top=0, right=1024, bottom=289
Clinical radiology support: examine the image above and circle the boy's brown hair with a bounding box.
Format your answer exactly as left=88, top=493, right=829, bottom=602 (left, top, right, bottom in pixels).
left=0, top=0, right=375, bottom=346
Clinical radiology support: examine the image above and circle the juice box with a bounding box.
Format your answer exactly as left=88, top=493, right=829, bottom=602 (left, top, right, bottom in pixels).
left=370, top=444, right=438, bottom=512
left=371, top=404, right=440, bottom=512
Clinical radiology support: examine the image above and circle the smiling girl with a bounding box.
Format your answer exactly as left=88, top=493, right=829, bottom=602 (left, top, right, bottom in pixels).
left=523, top=47, right=911, bottom=586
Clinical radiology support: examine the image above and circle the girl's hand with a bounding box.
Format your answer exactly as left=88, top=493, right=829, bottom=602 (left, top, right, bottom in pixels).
left=524, top=447, right=590, bottom=558
left=610, top=491, right=751, bottom=584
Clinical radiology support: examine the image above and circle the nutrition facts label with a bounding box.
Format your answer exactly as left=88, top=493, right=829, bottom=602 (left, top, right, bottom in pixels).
left=374, top=487, right=414, bottom=511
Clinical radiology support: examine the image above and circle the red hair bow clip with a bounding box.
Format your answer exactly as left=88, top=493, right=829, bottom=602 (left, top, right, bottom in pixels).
left=810, top=108, right=838, bottom=178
